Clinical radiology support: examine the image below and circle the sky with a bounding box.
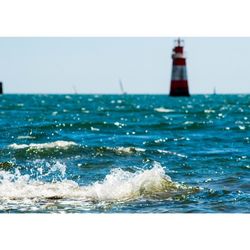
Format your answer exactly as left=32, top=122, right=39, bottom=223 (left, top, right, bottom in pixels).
left=0, top=37, right=250, bottom=94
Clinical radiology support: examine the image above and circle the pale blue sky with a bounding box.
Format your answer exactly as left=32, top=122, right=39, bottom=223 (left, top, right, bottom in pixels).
left=0, top=37, right=249, bottom=94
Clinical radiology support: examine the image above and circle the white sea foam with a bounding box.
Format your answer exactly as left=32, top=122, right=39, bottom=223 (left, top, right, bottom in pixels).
left=0, top=162, right=194, bottom=208
left=17, top=136, right=36, bottom=140
left=157, top=149, right=187, bottom=158
left=154, top=107, right=174, bottom=113
left=9, top=141, right=77, bottom=150
left=110, top=147, right=145, bottom=154
left=204, top=109, right=215, bottom=114
left=91, top=127, right=100, bottom=131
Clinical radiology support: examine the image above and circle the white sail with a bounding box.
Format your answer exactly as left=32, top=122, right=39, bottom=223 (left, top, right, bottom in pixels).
left=119, top=79, right=126, bottom=95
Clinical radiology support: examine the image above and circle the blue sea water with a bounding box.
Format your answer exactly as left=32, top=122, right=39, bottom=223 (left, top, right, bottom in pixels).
left=0, top=94, right=249, bottom=213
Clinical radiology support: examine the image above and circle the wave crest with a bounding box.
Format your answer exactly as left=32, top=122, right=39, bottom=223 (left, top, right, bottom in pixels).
left=0, top=162, right=197, bottom=208
left=154, top=107, right=174, bottom=113
left=107, top=146, right=145, bottom=155
left=84, top=162, right=173, bottom=201
left=9, top=141, right=77, bottom=150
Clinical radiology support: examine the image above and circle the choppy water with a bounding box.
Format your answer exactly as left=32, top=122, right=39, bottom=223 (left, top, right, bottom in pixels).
left=0, top=94, right=249, bottom=213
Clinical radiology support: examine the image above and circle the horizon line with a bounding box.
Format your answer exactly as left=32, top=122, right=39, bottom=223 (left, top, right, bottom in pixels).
left=1, top=92, right=249, bottom=95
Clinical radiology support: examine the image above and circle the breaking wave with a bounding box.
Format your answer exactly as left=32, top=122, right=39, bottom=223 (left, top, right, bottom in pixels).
left=8, top=142, right=144, bottom=155
left=9, top=141, right=77, bottom=150
left=7, top=141, right=79, bottom=158
left=0, top=162, right=198, bottom=211
left=107, top=146, right=145, bottom=155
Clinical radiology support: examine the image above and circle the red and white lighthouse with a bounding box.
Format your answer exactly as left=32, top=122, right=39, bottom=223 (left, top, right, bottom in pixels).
left=169, top=38, right=190, bottom=96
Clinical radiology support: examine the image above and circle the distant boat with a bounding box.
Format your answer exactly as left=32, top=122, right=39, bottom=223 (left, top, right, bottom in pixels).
left=119, top=79, right=127, bottom=95
left=72, top=85, right=78, bottom=94
left=213, top=87, right=216, bottom=95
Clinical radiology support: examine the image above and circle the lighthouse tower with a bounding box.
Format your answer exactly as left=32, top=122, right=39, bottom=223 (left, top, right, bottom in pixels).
left=169, top=38, right=190, bottom=96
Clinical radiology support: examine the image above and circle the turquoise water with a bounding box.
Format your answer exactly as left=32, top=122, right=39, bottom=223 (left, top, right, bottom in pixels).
left=0, top=94, right=249, bottom=213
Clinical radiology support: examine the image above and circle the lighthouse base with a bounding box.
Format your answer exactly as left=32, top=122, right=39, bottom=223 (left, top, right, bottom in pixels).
left=169, top=79, right=190, bottom=97
left=169, top=90, right=190, bottom=97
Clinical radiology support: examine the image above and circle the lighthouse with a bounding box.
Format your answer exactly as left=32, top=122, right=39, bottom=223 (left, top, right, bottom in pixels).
left=169, top=38, right=190, bottom=96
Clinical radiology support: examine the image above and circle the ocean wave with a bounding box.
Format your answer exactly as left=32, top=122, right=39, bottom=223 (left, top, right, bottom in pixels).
left=94, top=146, right=186, bottom=159
left=9, top=141, right=77, bottom=150
left=0, top=162, right=198, bottom=210
left=6, top=141, right=186, bottom=160
left=8, top=141, right=144, bottom=155
left=157, top=149, right=187, bottom=158
left=154, top=107, right=175, bottom=113
left=83, top=162, right=177, bottom=201
left=17, top=136, right=36, bottom=140
left=108, top=146, right=145, bottom=155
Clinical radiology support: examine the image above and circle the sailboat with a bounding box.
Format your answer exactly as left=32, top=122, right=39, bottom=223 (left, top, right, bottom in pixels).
left=119, top=79, right=127, bottom=95
left=213, top=87, right=216, bottom=95
left=72, top=85, right=78, bottom=94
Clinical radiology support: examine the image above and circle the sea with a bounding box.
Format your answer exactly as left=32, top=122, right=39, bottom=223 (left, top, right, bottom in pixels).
left=0, top=94, right=249, bottom=213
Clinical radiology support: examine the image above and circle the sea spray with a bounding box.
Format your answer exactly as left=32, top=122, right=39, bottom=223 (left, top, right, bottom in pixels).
left=0, top=161, right=197, bottom=212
